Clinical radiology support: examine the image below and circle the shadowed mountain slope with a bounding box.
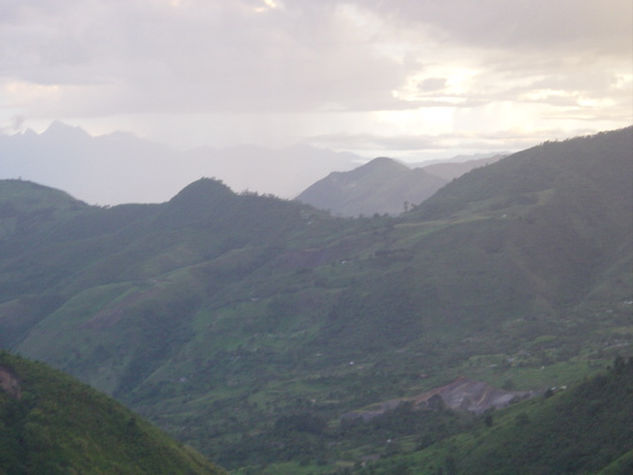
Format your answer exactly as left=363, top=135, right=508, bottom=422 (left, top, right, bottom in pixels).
left=296, top=154, right=505, bottom=217
left=407, top=127, right=633, bottom=310
left=296, top=157, right=447, bottom=216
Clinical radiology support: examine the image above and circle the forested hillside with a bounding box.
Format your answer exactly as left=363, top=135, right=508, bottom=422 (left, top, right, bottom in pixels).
left=359, top=357, right=633, bottom=474
left=0, top=127, right=631, bottom=471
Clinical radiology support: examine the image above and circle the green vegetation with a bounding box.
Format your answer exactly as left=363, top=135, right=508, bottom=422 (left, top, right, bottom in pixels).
left=358, top=357, right=633, bottom=474
left=0, top=127, right=631, bottom=471
left=0, top=351, right=223, bottom=474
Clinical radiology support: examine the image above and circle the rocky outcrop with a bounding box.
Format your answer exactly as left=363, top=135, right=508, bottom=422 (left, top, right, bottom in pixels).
left=341, top=377, right=537, bottom=422
left=412, top=377, right=536, bottom=414
left=0, top=366, right=21, bottom=399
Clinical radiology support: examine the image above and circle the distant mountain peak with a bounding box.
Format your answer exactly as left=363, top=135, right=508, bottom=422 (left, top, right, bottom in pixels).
left=360, top=156, right=409, bottom=172
left=332, top=157, right=409, bottom=183
left=41, top=121, right=91, bottom=140
left=20, top=128, right=38, bottom=138
left=296, top=156, right=446, bottom=216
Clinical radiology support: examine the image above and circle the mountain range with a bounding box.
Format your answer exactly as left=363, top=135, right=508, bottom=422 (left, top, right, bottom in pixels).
left=0, top=122, right=360, bottom=204
left=0, top=126, right=631, bottom=472
left=1, top=122, right=505, bottom=212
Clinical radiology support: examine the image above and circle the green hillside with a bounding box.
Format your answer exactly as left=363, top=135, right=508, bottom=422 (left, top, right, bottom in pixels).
left=0, top=127, right=631, bottom=471
left=359, top=357, right=633, bottom=474
left=0, top=351, right=223, bottom=474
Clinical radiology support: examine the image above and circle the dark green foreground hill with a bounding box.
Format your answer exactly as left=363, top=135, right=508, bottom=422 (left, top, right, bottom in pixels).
left=0, top=351, right=223, bottom=474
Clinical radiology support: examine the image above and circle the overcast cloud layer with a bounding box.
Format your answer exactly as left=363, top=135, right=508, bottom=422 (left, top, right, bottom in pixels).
left=1, top=0, right=631, bottom=159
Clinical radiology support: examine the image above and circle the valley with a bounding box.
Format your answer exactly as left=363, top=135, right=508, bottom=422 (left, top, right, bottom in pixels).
left=0, top=127, right=631, bottom=472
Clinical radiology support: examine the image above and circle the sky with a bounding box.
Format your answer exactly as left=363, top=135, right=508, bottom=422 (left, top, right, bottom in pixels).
left=1, top=0, right=632, bottom=161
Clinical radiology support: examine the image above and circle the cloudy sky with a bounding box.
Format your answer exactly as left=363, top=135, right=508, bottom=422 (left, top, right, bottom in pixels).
left=1, top=0, right=631, bottom=161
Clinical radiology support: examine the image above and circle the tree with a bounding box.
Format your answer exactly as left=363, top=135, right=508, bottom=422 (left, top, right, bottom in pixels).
left=484, top=413, right=493, bottom=427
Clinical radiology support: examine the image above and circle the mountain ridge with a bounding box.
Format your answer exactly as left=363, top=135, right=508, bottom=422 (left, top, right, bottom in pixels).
left=1, top=122, right=361, bottom=204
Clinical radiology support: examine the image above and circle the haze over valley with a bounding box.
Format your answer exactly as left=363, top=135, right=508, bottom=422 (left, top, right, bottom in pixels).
left=0, top=1, right=632, bottom=473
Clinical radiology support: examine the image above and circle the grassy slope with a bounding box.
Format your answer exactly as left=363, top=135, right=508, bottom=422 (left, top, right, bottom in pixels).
left=0, top=351, right=224, bottom=474
left=0, top=128, right=631, bottom=471
left=359, top=357, right=633, bottom=475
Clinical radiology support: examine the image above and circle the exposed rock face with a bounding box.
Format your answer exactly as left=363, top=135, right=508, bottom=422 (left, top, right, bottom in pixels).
left=412, top=377, right=536, bottom=414
left=0, top=366, right=21, bottom=399
left=341, top=377, right=537, bottom=422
